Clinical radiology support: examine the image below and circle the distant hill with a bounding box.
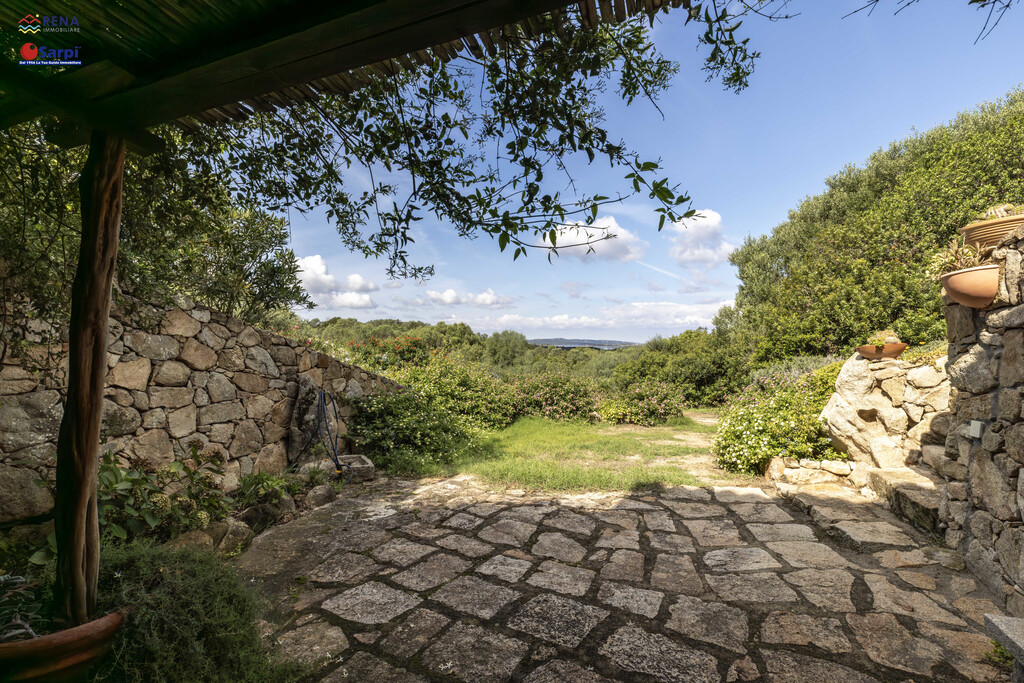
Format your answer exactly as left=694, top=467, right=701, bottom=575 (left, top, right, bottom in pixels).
left=528, top=338, right=638, bottom=349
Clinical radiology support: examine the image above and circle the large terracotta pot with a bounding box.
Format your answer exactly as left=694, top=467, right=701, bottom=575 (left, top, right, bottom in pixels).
left=856, top=343, right=908, bottom=361
left=940, top=264, right=1000, bottom=308
left=960, top=214, right=1024, bottom=250
left=0, top=611, right=123, bottom=682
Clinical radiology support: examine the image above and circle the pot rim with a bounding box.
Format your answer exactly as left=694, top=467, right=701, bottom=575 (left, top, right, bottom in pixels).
left=939, top=263, right=1000, bottom=281
left=961, top=214, right=1024, bottom=232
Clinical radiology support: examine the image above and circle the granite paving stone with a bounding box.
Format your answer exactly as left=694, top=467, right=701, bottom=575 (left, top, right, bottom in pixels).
left=391, top=552, right=471, bottom=591
left=661, top=501, right=727, bottom=518
left=863, top=574, right=967, bottom=625
left=745, top=523, right=817, bottom=542
left=650, top=553, right=704, bottom=594
left=760, top=651, right=881, bottom=683
left=647, top=531, right=696, bottom=554
left=703, top=547, right=781, bottom=572
left=682, top=518, right=743, bottom=546
left=781, top=568, right=857, bottom=611
left=308, top=552, right=380, bottom=585
left=543, top=511, right=596, bottom=536
left=478, top=519, right=537, bottom=545
left=594, top=527, right=641, bottom=550
left=421, top=622, right=529, bottom=682
left=707, top=572, right=800, bottom=603
left=665, top=594, right=749, bottom=653
left=766, top=540, right=850, bottom=568
left=475, top=554, right=533, bottom=583
left=430, top=575, right=519, bottom=618
left=507, top=594, right=609, bottom=648
left=599, top=626, right=719, bottom=683
left=847, top=612, right=944, bottom=676
left=523, top=660, right=611, bottom=682
left=661, top=485, right=712, bottom=501
left=761, top=611, right=851, bottom=652
left=526, top=560, right=595, bottom=596
left=597, top=581, right=664, bottom=618
left=323, top=651, right=427, bottom=682
left=379, top=609, right=451, bottom=658
left=322, top=582, right=421, bottom=624
left=599, top=549, right=644, bottom=581
left=730, top=503, right=794, bottom=523
left=435, top=533, right=494, bottom=557
left=643, top=510, right=676, bottom=532
left=714, top=487, right=773, bottom=503
left=533, top=531, right=587, bottom=561
left=370, top=538, right=436, bottom=566
left=593, top=510, right=639, bottom=529
left=829, top=520, right=916, bottom=549
left=443, top=512, right=483, bottom=530
left=499, top=506, right=551, bottom=523
left=275, top=620, right=349, bottom=666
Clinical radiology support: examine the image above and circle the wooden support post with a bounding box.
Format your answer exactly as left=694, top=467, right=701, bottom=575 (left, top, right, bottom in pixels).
left=54, top=130, right=126, bottom=626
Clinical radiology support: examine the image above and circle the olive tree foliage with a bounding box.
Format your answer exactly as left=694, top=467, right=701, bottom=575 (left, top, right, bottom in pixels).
left=0, top=122, right=312, bottom=333
left=180, top=6, right=776, bottom=281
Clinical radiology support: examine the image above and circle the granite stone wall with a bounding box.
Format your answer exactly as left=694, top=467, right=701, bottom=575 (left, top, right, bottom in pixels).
left=0, top=295, right=396, bottom=526
left=940, top=226, right=1024, bottom=616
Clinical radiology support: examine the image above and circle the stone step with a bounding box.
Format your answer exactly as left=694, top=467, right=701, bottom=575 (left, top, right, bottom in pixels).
left=863, top=466, right=944, bottom=534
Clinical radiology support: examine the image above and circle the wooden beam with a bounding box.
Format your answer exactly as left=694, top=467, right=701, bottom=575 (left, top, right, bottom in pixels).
left=54, top=129, right=126, bottom=625
left=82, top=0, right=574, bottom=128
left=0, top=62, right=162, bottom=152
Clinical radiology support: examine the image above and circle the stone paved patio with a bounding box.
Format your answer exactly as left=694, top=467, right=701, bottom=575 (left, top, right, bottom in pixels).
left=235, top=475, right=1012, bottom=682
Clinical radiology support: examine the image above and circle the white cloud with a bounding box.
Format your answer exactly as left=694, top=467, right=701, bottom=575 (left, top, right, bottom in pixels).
left=296, top=255, right=337, bottom=294
left=383, top=280, right=403, bottom=289
left=544, top=216, right=647, bottom=262
left=666, top=209, right=735, bottom=266
left=480, top=299, right=731, bottom=332
left=328, top=292, right=376, bottom=309
left=423, top=288, right=514, bottom=309
left=297, top=255, right=379, bottom=308
left=344, top=273, right=379, bottom=292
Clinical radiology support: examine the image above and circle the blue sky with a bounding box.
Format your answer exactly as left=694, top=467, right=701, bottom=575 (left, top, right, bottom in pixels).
left=288, top=1, right=1024, bottom=342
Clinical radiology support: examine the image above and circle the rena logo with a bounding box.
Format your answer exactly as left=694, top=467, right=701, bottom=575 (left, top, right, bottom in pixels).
left=18, top=15, right=41, bottom=34
left=20, top=43, right=38, bottom=60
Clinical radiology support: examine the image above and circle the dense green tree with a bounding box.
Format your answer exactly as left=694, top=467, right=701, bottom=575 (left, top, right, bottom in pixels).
left=486, top=330, right=533, bottom=368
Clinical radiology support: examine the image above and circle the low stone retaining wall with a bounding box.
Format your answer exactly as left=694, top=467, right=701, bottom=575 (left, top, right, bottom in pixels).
left=767, top=457, right=855, bottom=486
left=0, top=295, right=396, bottom=526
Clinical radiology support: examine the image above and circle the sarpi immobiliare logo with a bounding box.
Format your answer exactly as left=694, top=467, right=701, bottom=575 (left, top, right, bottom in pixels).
left=19, top=42, right=81, bottom=66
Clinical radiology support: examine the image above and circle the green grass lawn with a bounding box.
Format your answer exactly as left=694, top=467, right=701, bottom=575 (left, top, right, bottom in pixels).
left=422, top=414, right=753, bottom=493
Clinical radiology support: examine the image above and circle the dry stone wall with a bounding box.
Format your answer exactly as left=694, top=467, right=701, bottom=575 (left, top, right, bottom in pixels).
left=820, top=354, right=951, bottom=469
left=0, top=295, right=396, bottom=526
left=940, top=226, right=1024, bottom=616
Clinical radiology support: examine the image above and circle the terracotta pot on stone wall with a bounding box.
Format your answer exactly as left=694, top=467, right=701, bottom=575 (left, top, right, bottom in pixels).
left=940, top=264, right=1000, bottom=309
left=960, top=214, right=1024, bottom=250
left=855, top=343, right=907, bottom=360
left=0, top=611, right=123, bottom=681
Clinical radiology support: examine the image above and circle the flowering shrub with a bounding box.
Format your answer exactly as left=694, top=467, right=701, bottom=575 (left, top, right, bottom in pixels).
left=97, top=444, right=231, bottom=542
left=513, top=373, right=597, bottom=421
left=348, top=336, right=429, bottom=370
left=597, top=379, right=687, bottom=426
left=713, top=361, right=845, bottom=474
left=348, top=389, right=477, bottom=473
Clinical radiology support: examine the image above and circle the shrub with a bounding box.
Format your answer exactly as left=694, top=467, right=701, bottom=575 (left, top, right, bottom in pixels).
left=93, top=542, right=303, bottom=683
left=97, top=445, right=231, bottom=543
left=513, top=373, right=597, bottom=421
left=390, top=351, right=519, bottom=429
left=750, top=355, right=842, bottom=383
left=713, top=366, right=844, bottom=474
left=347, top=335, right=429, bottom=370
left=348, top=389, right=476, bottom=474
left=235, top=472, right=296, bottom=508
left=597, top=380, right=687, bottom=426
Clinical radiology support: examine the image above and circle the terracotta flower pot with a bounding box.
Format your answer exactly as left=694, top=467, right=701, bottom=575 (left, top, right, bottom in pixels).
left=856, top=343, right=908, bottom=361
left=960, top=215, right=1024, bottom=250
left=0, top=611, right=123, bottom=682
left=940, top=264, right=1000, bottom=308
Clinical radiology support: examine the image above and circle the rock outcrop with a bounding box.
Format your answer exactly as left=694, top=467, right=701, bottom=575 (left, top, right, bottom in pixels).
left=820, top=354, right=951, bottom=469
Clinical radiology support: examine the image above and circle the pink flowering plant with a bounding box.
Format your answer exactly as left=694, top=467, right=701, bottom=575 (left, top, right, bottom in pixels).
left=597, top=379, right=687, bottom=426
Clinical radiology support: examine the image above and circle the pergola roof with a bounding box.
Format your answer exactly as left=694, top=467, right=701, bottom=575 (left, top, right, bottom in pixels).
left=0, top=0, right=678, bottom=143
